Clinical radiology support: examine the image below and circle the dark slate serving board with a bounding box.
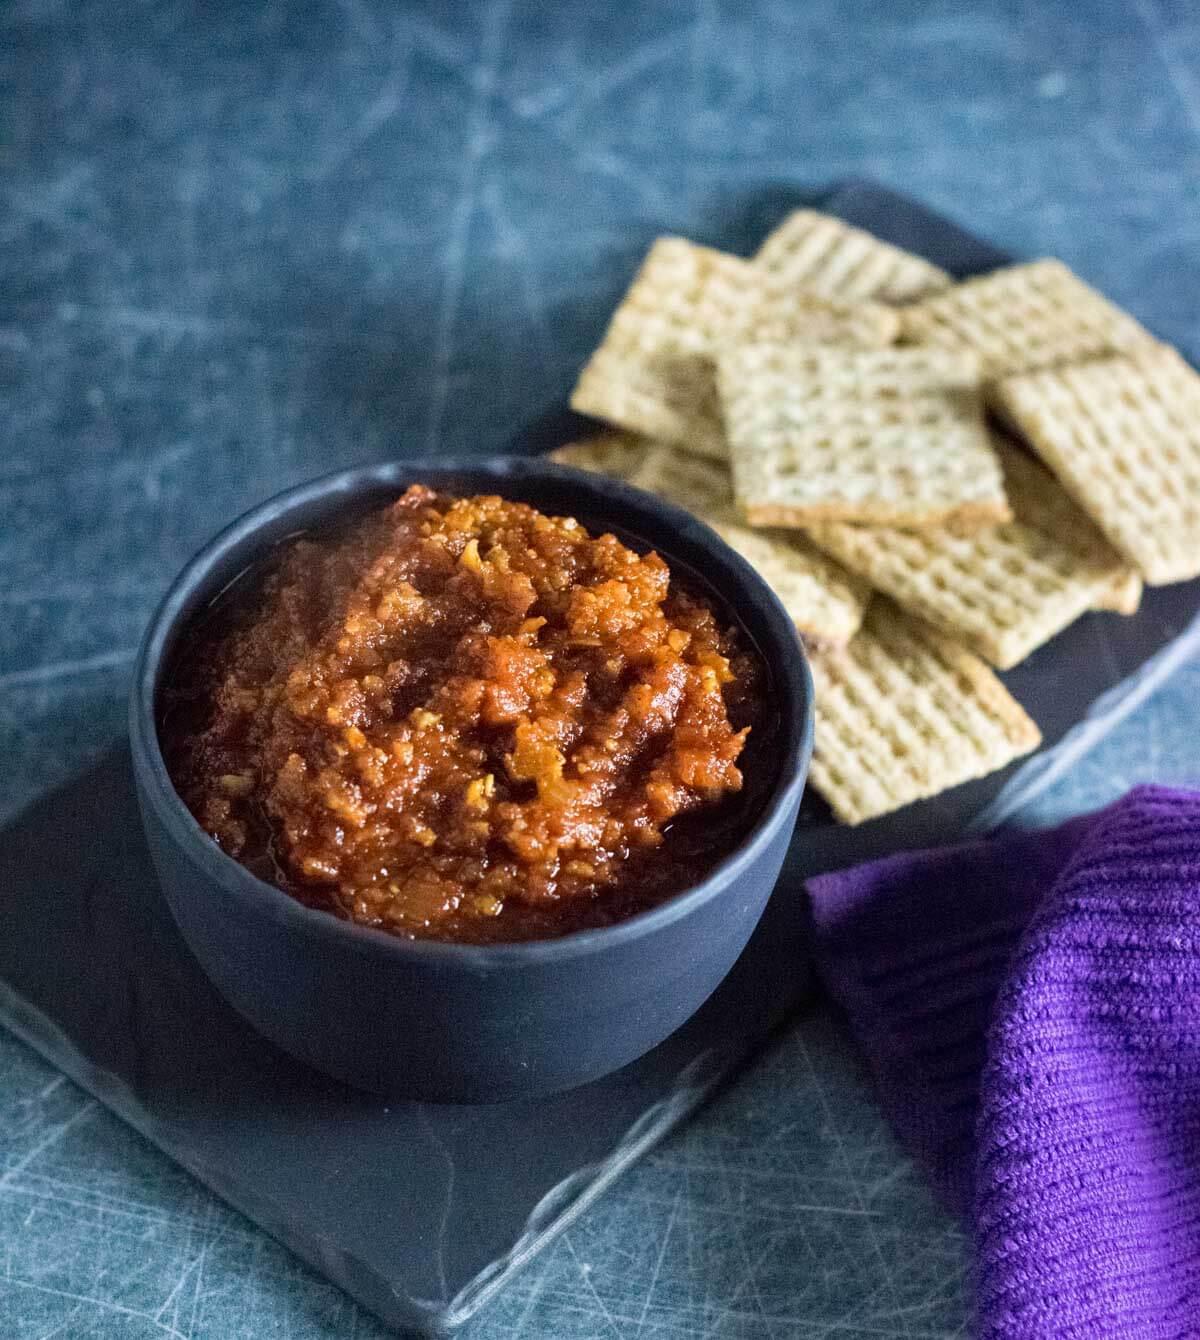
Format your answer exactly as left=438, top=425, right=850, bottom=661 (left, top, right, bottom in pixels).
left=2, top=183, right=1198, bottom=1337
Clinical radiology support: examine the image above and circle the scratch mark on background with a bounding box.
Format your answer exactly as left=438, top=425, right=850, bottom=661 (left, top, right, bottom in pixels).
left=510, top=1268, right=550, bottom=1340
left=15, top=1171, right=204, bottom=1230
left=153, top=1256, right=196, bottom=1330
left=634, top=1182, right=682, bottom=1336
left=0, top=650, right=134, bottom=691
left=424, top=0, right=512, bottom=453
left=479, top=175, right=553, bottom=376
left=579, top=148, right=672, bottom=215
left=689, top=0, right=715, bottom=156
left=412, top=40, right=676, bottom=223
left=700, top=1220, right=782, bottom=1340
left=1134, top=0, right=1200, bottom=142
left=32, top=1304, right=83, bottom=1340
left=14, top=297, right=433, bottom=353
left=417, top=1109, right=457, bottom=1301
left=862, top=1160, right=912, bottom=1202
left=796, top=1031, right=915, bottom=1337
left=184, top=1198, right=218, bottom=1339
left=0, top=1100, right=95, bottom=1190
left=393, top=9, right=472, bottom=75
left=875, top=1262, right=970, bottom=1324
left=306, top=69, right=410, bottom=181
left=334, top=0, right=383, bottom=48
left=0, top=1182, right=171, bottom=1233
left=527, top=30, right=687, bottom=126
left=0, top=1278, right=187, bottom=1340
left=36, top=1076, right=66, bottom=1102
left=563, top=1233, right=624, bottom=1340
left=1, top=164, right=95, bottom=240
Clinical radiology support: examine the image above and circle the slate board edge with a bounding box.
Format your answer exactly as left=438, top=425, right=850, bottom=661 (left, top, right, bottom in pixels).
left=0, top=972, right=420, bottom=1335
left=435, top=1048, right=735, bottom=1330
left=0, top=956, right=740, bottom=1336
left=968, top=605, right=1200, bottom=832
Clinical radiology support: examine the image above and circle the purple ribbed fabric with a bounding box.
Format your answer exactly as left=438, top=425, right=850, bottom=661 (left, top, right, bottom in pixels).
left=807, top=786, right=1200, bottom=1340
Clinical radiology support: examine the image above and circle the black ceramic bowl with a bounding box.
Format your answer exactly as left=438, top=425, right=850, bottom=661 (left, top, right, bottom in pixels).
left=129, top=458, right=813, bottom=1103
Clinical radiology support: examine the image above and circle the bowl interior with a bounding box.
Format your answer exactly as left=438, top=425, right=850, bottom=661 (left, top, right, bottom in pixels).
left=132, top=457, right=814, bottom=958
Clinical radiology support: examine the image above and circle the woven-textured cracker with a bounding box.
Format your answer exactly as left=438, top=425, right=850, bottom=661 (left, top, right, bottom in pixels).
left=550, top=433, right=649, bottom=482
left=808, top=600, right=1041, bottom=824
left=720, top=343, right=1008, bottom=529
left=992, top=348, right=1200, bottom=585
left=901, top=259, right=1159, bottom=381
left=804, top=441, right=1137, bottom=668
left=570, top=237, right=898, bottom=460
left=629, top=446, right=870, bottom=648
left=755, top=208, right=952, bottom=304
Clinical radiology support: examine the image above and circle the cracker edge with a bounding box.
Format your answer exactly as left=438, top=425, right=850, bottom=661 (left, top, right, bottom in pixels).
left=753, top=208, right=955, bottom=303
left=989, top=356, right=1200, bottom=585
left=808, top=607, right=1041, bottom=824
left=742, top=497, right=1013, bottom=530
left=1094, top=570, right=1144, bottom=616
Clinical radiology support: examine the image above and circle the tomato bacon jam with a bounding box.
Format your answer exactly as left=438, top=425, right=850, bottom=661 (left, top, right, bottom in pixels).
left=163, top=486, right=768, bottom=943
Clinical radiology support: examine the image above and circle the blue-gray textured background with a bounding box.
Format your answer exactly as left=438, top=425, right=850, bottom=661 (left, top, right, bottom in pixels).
left=3, top=1, right=1200, bottom=1336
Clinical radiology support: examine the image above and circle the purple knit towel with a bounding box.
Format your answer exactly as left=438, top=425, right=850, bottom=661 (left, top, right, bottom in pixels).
left=807, top=786, right=1200, bottom=1340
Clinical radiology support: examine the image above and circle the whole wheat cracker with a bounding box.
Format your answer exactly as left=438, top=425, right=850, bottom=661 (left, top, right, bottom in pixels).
left=999, top=441, right=1141, bottom=614
left=900, top=258, right=1160, bottom=381
left=571, top=343, right=727, bottom=459
left=719, top=343, right=1009, bottom=529
left=555, top=433, right=737, bottom=518
left=803, top=440, right=1138, bottom=668
left=550, top=433, right=649, bottom=482
left=807, top=599, right=1041, bottom=825
left=748, top=283, right=899, bottom=347
left=628, top=443, right=739, bottom=520
left=570, top=237, right=898, bottom=460
left=992, top=347, right=1200, bottom=585
left=755, top=208, right=953, bottom=304
left=1094, top=570, right=1144, bottom=616
left=707, top=522, right=869, bottom=650
left=628, top=445, right=870, bottom=648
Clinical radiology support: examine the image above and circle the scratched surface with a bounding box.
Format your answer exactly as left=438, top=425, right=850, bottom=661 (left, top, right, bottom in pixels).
left=4, top=0, right=1200, bottom=1335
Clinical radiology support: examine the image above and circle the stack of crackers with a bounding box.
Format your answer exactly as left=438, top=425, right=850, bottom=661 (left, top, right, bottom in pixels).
left=555, top=209, right=1200, bottom=824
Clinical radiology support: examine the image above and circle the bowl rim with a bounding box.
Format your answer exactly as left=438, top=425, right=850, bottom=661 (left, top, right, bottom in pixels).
left=129, top=455, right=814, bottom=967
